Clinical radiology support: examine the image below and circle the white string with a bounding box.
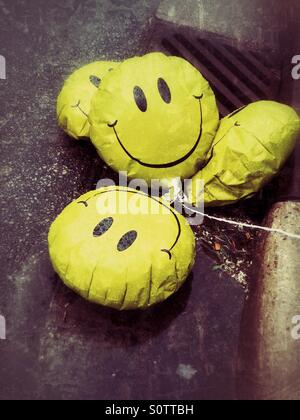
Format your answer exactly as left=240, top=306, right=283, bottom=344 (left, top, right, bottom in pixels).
left=182, top=203, right=300, bottom=240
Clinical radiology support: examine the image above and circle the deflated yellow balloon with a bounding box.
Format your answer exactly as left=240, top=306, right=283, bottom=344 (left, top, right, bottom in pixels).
left=48, top=187, right=195, bottom=310
left=57, top=61, right=118, bottom=139
left=89, top=53, right=219, bottom=184
left=187, top=101, right=300, bottom=207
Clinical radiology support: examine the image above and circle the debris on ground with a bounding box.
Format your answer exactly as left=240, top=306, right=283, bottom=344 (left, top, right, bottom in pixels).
left=193, top=203, right=260, bottom=291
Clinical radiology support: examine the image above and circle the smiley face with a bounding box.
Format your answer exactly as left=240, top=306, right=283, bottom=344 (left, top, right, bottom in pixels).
left=48, top=187, right=195, bottom=310
left=57, top=61, right=118, bottom=139
left=89, top=53, right=219, bottom=183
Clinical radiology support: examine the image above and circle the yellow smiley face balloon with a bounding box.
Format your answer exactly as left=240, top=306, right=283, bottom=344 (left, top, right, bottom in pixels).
left=89, top=53, right=219, bottom=183
left=57, top=61, right=118, bottom=139
left=188, top=101, right=300, bottom=207
left=48, top=186, right=196, bottom=310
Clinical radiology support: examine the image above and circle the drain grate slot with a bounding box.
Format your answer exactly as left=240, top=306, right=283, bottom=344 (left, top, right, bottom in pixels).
left=196, top=38, right=268, bottom=98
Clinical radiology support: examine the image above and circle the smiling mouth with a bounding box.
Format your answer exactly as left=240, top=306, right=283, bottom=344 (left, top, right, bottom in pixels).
left=72, top=100, right=88, bottom=118
left=107, top=95, right=204, bottom=169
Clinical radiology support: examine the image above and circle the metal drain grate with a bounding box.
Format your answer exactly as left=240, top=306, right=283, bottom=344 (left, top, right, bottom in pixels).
left=148, top=22, right=282, bottom=117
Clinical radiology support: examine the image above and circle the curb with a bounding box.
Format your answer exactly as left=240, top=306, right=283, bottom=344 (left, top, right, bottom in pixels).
left=237, top=201, right=300, bottom=400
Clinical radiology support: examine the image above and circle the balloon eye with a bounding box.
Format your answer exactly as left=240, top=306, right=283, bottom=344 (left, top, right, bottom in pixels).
left=133, top=86, right=147, bottom=112
left=158, top=78, right=171, bottom=104
left=89, top=75, right=101, bottom=88
left=93, top=217, right=113, bottom=237
left=117, top=231, right=138, bottom=252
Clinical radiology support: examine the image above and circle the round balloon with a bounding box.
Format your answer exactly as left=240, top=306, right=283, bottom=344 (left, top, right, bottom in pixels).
left=57, top=61, right=118, bottom=139
left=89, top=53, right=219, bottom=183
left=188, top=101, right=300, bottom=207
left=48, top=186, right=196, bottom=310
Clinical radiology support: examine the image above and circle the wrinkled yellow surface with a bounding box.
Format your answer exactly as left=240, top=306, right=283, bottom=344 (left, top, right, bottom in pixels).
left=89, top=53, right=219, bottom=183
left=57, top=61, right=118, bottom=139
left=188, top=101, right=300, bottom=207
left=48, top=187, right=196, bottom=310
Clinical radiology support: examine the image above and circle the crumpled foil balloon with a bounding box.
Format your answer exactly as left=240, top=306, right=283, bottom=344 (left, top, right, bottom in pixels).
left=48, top=186, right=196, bottom=310
left=57, top=61, right=118, bottom=139
left=187, top=101, right=300, bottom=207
